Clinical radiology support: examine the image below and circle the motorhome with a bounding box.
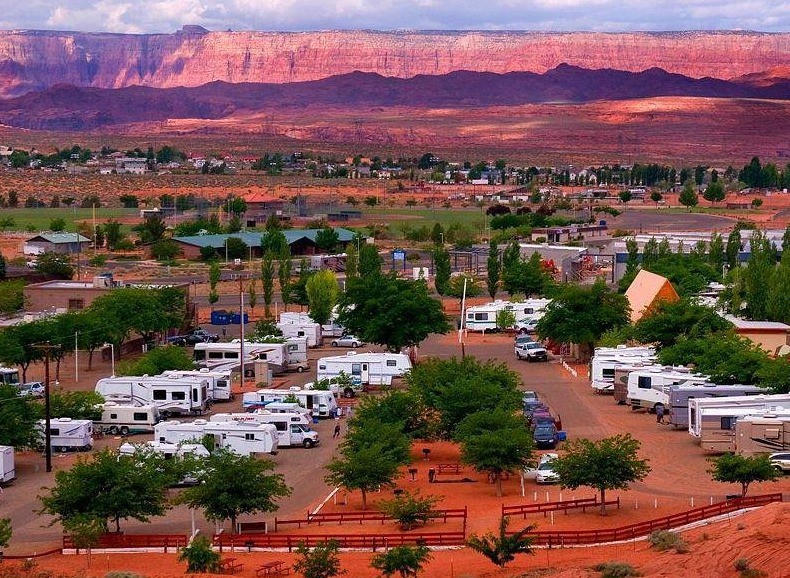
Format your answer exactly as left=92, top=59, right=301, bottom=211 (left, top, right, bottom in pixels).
left=316, top=352, right=412, bottom=390
left=95, top=375, right=209, bottom=417
left=1, top=445, right=14, bottom=484
left=283, top=337, right=310, bottom=372
left=0, top=366, right=20, bottom=386
left=211, top=411, right=319, bottom=448
left=37, top=418, right=93, bottom=452
left=625, top=367, right=711, bottom=412
left=667, top=383, right=764, bottom=429
left=118, top=441, right=210, bottom=485
left=154, top=419, right=279, bottom=456
left=589, top=347, right=657, bottom=393
left=280, top=311, right=344, bottom=338
left=464, top=299, right=551, bottom=332
left=242, top=388, right=337, bottom=418
left=735, top=415, right=790, bottom=456
left=276, top=320, right=323, bottom=347
left=95, top=402, right=160, bottom=435
left=692, top=406, right=790, bottom=453
left=260, top=402, right=313, bottom=418
left=193, top=341, right=287, bottom=374
left=159, top=369, right=233, bottom=401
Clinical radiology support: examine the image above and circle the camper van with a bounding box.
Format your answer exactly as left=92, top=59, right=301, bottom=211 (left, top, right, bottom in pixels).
left=260, top=402, right=313, bottom=417
left=95, top=375, right=209, bottom=417
left=0, top=366, right=20, bottom=386
left=464, top=299, right=551, bottom=333
left=277, top=321, right=323, bottom=347
left=589, top=346, right=657, bottom=393
left=194, top=341, right=287, bottom=374
left=159, top=369, right=233, bottom=401
left=211, top=411, right=319, bottom=448
left=1, top=445, right=14, bottom=484
left=625, top=367, right=711, bottom=412
left=154, top=419, right=279, bottom=456
left=688, top=394, right=790, bottom=438
left=242, top=388, right=337, bottom=418
left=667, top=383, right=764, bottom=429
left=96, top=402, right=160, bottom=435
left=316, top=352, right=412, bottom=392
left=37, top=418, right=93, bottom=452
left=280, top=311, right=344, bottom=338
left=735, top=415, right=790, bottom=456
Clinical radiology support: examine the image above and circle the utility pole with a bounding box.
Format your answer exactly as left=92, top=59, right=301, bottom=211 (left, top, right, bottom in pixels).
left=33, top=341, right=60, bottom=473
left=239, top=276, right=245, bottom=387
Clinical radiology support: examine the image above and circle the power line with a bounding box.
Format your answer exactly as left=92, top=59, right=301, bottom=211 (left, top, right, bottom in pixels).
left=31, top=341, right=60, bottom=473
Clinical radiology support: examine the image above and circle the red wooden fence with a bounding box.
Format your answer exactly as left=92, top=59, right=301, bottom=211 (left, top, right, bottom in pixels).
left=213, top=531, right=467, bottom=552
left=62, top=533, right=187, bottom=553
left=502, top=497, right=620, bottom=518
left=274, top=507, right=467, bottom=532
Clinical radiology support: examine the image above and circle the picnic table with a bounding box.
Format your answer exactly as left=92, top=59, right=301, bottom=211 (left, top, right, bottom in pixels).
left=256, top=560, right=289, bottom=576
left=219, top=558, right=244, bottom=574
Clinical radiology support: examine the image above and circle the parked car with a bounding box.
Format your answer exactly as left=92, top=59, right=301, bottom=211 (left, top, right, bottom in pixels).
left=168, top=329, right=220, bottom=346
left=523, top=453, right=559, bottom=484
left=26, top=260, right=38, bottom=269
left=523, top=401, right=549, bottom=418
left=17, top=382, right=44, bottom=398
left=515, top=341, right=548, bottom=362
left=331, top=334, right=364, bottom=348
left=522, top=390, right=539, bottom=402
left=770, top=452, right=790, bottom=474
left=515, top=334, right=533, bottom=346
left=533, top=424, right=559, bottom=449
left=514, top=318, right=540, bottom=334
left=530, top=414, right=557, bottom=429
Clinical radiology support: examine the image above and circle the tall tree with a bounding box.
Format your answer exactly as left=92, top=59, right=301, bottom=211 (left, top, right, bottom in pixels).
left=278, top=245, right=293, bottom=312
left=133, top=214, right=166, bottom=244
left=726, top=229, right=742, bottom=270
left=502, top=253, right=552, bottom=297
left=261, top=251, right=276, bottom=319
left=783, top=225, right=790, bottom=254
left=358, top=244, right=382, bottom=278
left=678, top=181, right=699, bottom=211
left=708, top=453, right=778, bottom=497
left=766, top=249, right=790, bottom=323
left=306, top=270, right=339, bottom=326
left=0, top=385, right=38, bottom=447
left=703, top=181, right=726, bottom=203
left=740, top=229, right=776, bottom=320
left=708, top=232, right=725, bottom=275
left=624, top=238, right=640, bottom=278
left=315, top=227, right=340, bottom=253
left=433, top=246, right=451, bottom=296
left=345, top=240, right=359, bottom=281
left=486, top=240, right=500, bottom=299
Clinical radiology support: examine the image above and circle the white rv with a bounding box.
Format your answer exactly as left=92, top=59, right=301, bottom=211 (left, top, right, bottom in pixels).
left=211, top=411, right=319, bottom=448
left=666, top=383, right=764, bottom=429
left=242, top=388, right=337, bottom=418
left=119, top=441, right=210, bottom=485
left=316, top=352, right=412, bottom=390
left=0, top=366, right=20, bottom=386
left=464, top=299, right=551, bottom=332
left=283, top=338, right=310, bottom=372
left=37, top=418, right=93, bottom=452
left=96, top=402, right=161, bottom=435
left=262, top=402, right=313, bottom=417
left=735, top=415, right=790, bottom=456
left=277, top=320, right=323, bottom=347
left=280, top=311, right=344, bottom=338
left=0, top=445, right=14, bottom=484
left=154, top=419, right=279, bottom=456
left=159, top=369, right=233, bottom=401
left=194, top=341, right=287, bottom=374
left=589, top=347, right=657, bottom=393
left=95, top=375, right=209, bottom=417
left=625, top=367, right=711, bottom=412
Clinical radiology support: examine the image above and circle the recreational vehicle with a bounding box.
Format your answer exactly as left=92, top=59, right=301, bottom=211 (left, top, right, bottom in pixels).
left=667, top=383, right=764, bottom=428
left=154, top=419, right=279, bottom=456
left=95, top=402, right=160, bottom=435
left=283, top=337, right=310, bottom=372
left=280, top=311, right=344, bottom=338
left=589, top=349, right=657, bottom=393
left=688, top=394, right=790, bottom=439
left=0, top=445, right=14, bottom=484
left=193, top=341, right=287, bottom=374
left=316, top=352, right=412, bottom=391
left=37, top=418, right=93, bottom=452
left=119, top=441, right=210, bottom=485
left=625, top=367, right=711, bottom=412
left=241, top=388, right=337, bottom=418
left=277, top=320, right=323, bottom=347
left=735, top=415, right=790, bottom=456
left=260, top=402, right=313, bottom=417
left=211, top=411, right=319, bottom=448
left=0, top=366, right=20, bottom=386
left=159, top=369, right=233, bottom=401
left=95, top=375, right=209, bottom=417
left=464, top=299, right=551, bottom=332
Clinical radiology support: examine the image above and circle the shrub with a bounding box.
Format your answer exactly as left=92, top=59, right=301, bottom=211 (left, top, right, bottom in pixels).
left=293, top=540, right=345, bottom=578
left=177, top=534, right=220, bottom=573
left=105, top=573, right=146, bottom=578
left=371, top=545, right=432, bottom=577
left=88, top=254, right=108, bottom=267
left=734, top=558, right=766, bottom=578
left=647, top=530, right=688, bottom=553
left=593, top=561, right=641, bottom=578
left=378, top=492, right=441, bottom=531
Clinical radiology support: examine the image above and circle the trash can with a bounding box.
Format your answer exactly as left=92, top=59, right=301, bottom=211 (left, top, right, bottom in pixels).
left=312, top=415, right=319, bottom=424
left=428, top=468, right=436, bottom=483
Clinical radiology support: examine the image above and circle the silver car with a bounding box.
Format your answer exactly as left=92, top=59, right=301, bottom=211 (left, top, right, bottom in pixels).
left=17, top=382, right=45, bottom=397
left=331, top=335, right=364, bottom=348
left=770, top=452, right=790, bottom=474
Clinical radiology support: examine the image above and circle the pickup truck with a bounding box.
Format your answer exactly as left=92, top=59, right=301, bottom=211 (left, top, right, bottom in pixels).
left=515, top=341, right=548, bottom=362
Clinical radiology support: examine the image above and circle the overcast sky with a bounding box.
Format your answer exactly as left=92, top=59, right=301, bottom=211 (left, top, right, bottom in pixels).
left=0, top=0, right=787, bottom=34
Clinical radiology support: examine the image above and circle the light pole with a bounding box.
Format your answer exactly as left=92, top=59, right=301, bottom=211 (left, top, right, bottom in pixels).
left=225, top=238, right=229, bottom=264
left=103, top=343, right=115, bottom=376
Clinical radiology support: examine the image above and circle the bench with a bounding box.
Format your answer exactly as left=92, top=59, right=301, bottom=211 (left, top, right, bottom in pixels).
left=256, top=560, right=289, bottom=576
left=437, top=463, right=462, bottom=475
left=219, top=558, right=244, bottom=574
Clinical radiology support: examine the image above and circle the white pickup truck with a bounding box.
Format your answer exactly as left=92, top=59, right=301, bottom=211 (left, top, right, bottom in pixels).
left=515, top=341, right=548, bottom=362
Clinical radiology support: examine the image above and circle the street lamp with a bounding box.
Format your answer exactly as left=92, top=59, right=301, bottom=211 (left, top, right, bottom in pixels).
left=103, top=343, right=115, bottom=376
left=225, top=238, right=229, bottom=264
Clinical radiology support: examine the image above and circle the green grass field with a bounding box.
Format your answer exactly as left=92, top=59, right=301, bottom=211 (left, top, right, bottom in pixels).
left=0, top=208, right=139, bottom=233
left=365, top=206, right=490, bottom=228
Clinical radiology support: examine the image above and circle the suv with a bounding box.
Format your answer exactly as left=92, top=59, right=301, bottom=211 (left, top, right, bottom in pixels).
left=514, top=318, right=540, bottom=334
left=770, top=452, right=790, bottom=474
left=17, top=382, right=44, bottom=397
left=515, top=341, right=548, bottom=362
left=533, top=424, right=559, bottom=449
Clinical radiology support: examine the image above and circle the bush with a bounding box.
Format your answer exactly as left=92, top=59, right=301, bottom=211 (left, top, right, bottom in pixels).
left=293, top=540, right=345, bottom=578
left=178, top=535, right=220, bottom=573
left=105, top=573, right=146, bottom=578
left=88, top=254, right=108, bottom=267
left=151, top=239, right=182, bottom=261
left=593, top=562, right=641, bottom=578
left=0, top=279, right=25, bottom=314
left=734, top=558, right=766, bottom=578
left=647, top=530, right=688, bottom=553
left=378, top=492, right=440, bottom=531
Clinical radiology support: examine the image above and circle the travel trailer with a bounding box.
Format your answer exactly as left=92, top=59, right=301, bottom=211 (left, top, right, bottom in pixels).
left=154, top=419, right=279, bottom=456
left=95, top=402, right=161, bottom=435
left=276, top=320, right=323, bottom=347
left=464, top=299, right=551, bottom=332
left=735, top=415, right=790, bottom=456
left=119, top=441, right=210, bottom=485
left=95, top=375, right=209, bottom=417
left=625, top=367, right=711, bottom=412
left=193, top=341, right=287, bottom=374
left=0, top=366, right=20, bottom=386
left=159, top=369, right=233, bottom=401
left=316, top=352, right=412, bottom=392
left=260, top=402, right=313, bottom=417
left=282, top=337, right=310, bottom=372
left=211, top=411, right=319, bottom=448
left=1, top=445, right=14, bottom=484
left=688, top=394, right=790, bottom=437
left=667, top=383, right=764, bottom=428
left=589, top=347, right=657, bottom=393
left=37, top=418, right=93, bottom=452
left=280, top=311, right=344, bottom=338
left=241, top=388, right=337, bottom=418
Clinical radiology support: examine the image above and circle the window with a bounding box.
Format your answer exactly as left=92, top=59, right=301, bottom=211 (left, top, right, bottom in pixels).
left=297, top=331, right=305, bottom=337
left=274, top=422, right=287, bottom=431
left=288, top=344, right=298, bottom=352
left=217, top=380, right=228, bottom=389
left=49, top=428, right=60, bottom=435
left=171, top=391, right=186, bottom=401
left=208, top=351, right=224, bottom=359
left=67, top=299, right=85, bottom=310
left=110, top=413, right=118, bottom=419
left=133, top=412, right=147, bottom=421
left=721, top=417, right=736, bottom=430
left=194, top=350, right=206, bottom=361
left=474, top=312, right=487, bottom=321
left=225, top=351, right=239, bottom=359
left=291, top=425, right=302, bottom=434
left=637, top=376, right=652, bottom=389
left=525, top=308, right=534, bottom=314
left=192, top=389, right=198, bottom=402
left=259, top=353, right=267, bottom=360
left=352, top=363, right=361, bottom=375
left=319, top=365, right=326, bottom=370
left=386, top=360, right=397, bottom=367
left=602, top=368, right=615, bottom=379
left=245, top=433, right=255, bottom=441
left=152, top=390, right=167, bottom=401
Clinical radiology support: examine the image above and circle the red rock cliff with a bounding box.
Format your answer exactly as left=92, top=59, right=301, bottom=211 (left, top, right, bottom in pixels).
left=0, top=29, right=787, bottom=98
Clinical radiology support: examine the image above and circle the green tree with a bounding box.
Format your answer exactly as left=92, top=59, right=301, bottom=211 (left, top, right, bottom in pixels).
left=708, top=232, right=725, bottom=274
left=325, top=441, right=404, bottom=510
left=495, top=309, right=516, bottom=331
left=178, top=534, right=220, bottom=573
left=633, top=299, right=732, bottom=348
left=119, top=194, right=139, bottom=208
left=178, top=449, right=290, bottom=532
left=0, top=254, right=6, bottom=280
left=49, top=217, right=67, bottom=232
left=306, top=270, right=339, bottom=326
left=502, top=253, right=552, bottom=297
left=767, top=249, right=790, bottom=323
left=650, top=191, right=663, bottom=206
left=117, top=345, right=194, bottom=377
left=0, top=517, right=11, bottom=550
left=552, top=434, right=650, bottom=515
left=293, top=540, right=345, bottom=578
left=359, top=244, right=382, bottom=278
left=618, top=190, right=632, bottom=205
left=102, top=220, right=125, bottom=250
left=247, top=277, right=258, bottom=312
left=708, top=454, right=779, bottom=497
left=755, top=357, right=790, bottom=394
left=338, top=274, right=450, bottom=352
left=782, top=225, right=790, bottom=254
left=315, top=228, right=340, bottom=253
left=659, top=333, right=767, bottom=385
left=726, top=229, right=742, bottom=270
left=0, top=278, right=24, bottom=313
left=467, top=517, right=535, bottom=568
left=447, top=274, right=482, bottom=299
left=703, top=181, right=726, bottom=203
left=225, top=237, right=249, bottom=260
left=278, top=246, right=293, bottom=311
left=291, top=260, right=312, bottom=306
left=36, top=252, right=74, bottom=278
left=48, top=391, right=104, bottom=421
left=91, top=287, right=185, bottom=345
left=371, top=545, right=432, bottom=578
left=261, top=251, right=276, bottom=319
left=486, top=240, right=500, bottom=299
left=536, top=279, right=630, bottom=359
left=433, top=246, right=451, bottom=296
left=261, top=228, right=288, bottom=256
left=378, top=492, right=440, bottom=531
left=133, top=214, right=166, bottom=244
left=0, top=385, right=39, bottom=447
left=345, top=240, right=359, bottom=281
left=679, top=182, right=698, bottom=211
left=151, top=239, right=181, bottom=261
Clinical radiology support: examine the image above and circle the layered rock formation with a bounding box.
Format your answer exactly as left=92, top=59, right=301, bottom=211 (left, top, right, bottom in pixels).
left=0, top=28, right=787, bottom=98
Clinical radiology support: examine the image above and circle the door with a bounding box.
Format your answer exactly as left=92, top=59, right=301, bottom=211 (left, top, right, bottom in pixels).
left=290, top=424, right=304, bottom=444
left=361, top=363, right=369, bottom=384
